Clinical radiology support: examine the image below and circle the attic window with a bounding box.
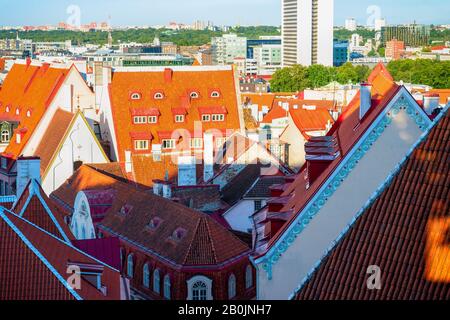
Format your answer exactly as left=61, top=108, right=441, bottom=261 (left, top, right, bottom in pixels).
left=130, top=93, right=142, bottom=100
left=211, top=91, right=220, bottom=98
left=154, top=92, right=164, bottom=100
left=171, top=227, right=187, bottom=241
left=15, top=108, right=20, bottom=115
left=148, top=217, right=163, bottom=230
left=190, top=92, right=199, bottom=99
left=26, top=110, right=32, bottom=117
left=5, top=106, right=10, bottom=113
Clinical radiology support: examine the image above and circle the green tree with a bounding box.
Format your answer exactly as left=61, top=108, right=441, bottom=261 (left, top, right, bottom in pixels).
left=270, top=65, right=310, bottom=92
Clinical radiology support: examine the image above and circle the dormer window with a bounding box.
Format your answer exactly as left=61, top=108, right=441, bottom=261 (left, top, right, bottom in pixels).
left=154, top=92, right=164, bottom=100
left=175, top=115, right=185, bottom=123
left=0, top=123, right=11, bottom=143
left=133, top=116, right=147, bottom=124
left=15, top=108, right=20, bottom=115
left=201, top=114, right=211, bottom=122
left=26, top=110, right=32, bottom=117
left=190, top=92, right=199, bottom=99
left=130, top=93, right=142, bottom=100
left=211, top=91, right=220, bottom=98
left=171, top=227, right=187, bottom=241
left=5, top=106, right=10, bottom=113
left=119, top=204, right=133, bottom=216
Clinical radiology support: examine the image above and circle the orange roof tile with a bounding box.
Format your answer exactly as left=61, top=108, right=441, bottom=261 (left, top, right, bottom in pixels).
left=428, top=89, right=450, bottom=105
left=289, top=107, right=334, bottom=135
left=109, top=67, right=242, bottom=161
left=0, top=63, right=70, bottom=159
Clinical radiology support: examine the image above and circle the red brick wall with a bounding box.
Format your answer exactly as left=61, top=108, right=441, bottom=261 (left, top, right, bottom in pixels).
left=117, top=240, right=256, bottom=300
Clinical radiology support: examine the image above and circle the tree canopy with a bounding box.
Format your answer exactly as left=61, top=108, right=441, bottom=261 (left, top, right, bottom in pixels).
left=270, top=63, right=371, bottom=92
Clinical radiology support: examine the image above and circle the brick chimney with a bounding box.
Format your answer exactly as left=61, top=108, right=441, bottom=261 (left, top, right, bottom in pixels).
left=164, top=68, right=173, bottom=83
left=304, top=136, right=340, bottom=188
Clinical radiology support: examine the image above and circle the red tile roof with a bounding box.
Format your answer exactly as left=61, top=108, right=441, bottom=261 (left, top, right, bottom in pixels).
left=109, top=67, right=242, bottom=161
left=288, top=107, right=334, bottom=135
left=295, top=109, right=450, bottom=300
left=0, top=63, right=70, bottom=159
left=0, top=209, right=121, bottom=300
left=254, top=63, right=420, bottom=255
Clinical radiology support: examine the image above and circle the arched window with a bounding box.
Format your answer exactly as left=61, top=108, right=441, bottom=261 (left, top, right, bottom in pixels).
left=245, top=265, right=253, bottom=289
left=143, top=263, right=150, bottom=288
left=154, top=92, right=164, bottom=100
left=130, top=93, right=141, bottom=100
left=164, top=275, right=171, bottom=300
left=127, top=254, right=134, bottom=278
left=228, top=274, right=236, bottom=299
left=211, top=91, right=220, bottom=98
left=153, top=269, right=160, bottom=294
left=190, top=92, right=199, bottom=99
left=187, top=275, right=213, bottom=300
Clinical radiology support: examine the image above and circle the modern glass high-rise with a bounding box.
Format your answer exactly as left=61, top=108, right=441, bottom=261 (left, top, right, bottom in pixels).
left=282, top=0, right=334, bottom=67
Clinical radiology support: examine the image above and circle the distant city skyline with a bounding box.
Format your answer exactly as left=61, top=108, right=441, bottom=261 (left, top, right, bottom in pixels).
left=0, top=0, right=449, bottom=27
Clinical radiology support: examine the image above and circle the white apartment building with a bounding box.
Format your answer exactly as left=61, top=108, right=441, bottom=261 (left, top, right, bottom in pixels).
left=253, top=44, right=282, bottom=75
left=282, top=0, right=334, bottom=67
left=211, top=34, right=247, bottom=65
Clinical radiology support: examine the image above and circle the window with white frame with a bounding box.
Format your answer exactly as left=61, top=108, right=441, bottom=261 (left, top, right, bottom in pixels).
left=153, top=269, right=160, bottom=294
left=187, top=276, right=213, bottom=300
left=212, top=114, right=225, bottom=122
left=143, top=263, right=150, bottom=288
left=164, top=275, right=171, bottom=300
left=162, top=139, right=176, bottom=149
left=228, top=274, right=236, bottom=299
left=134, top=140, right=149, bottom=150
left=148, top=116, right=158, bottom=123
left=133, top=116, right=147, bottom=124
left=175, top=115, right=185, bottom=123
left=254, top=200, right=263, bottom=211
left=190, top=138, right=203, bottom=149
left=127, top=254, right=134, bottom=278
left=201, top=114, right=211, bottom=122
left=245, top=265, right=253, bottom=289
left=131, top=93, right=141, bottom=100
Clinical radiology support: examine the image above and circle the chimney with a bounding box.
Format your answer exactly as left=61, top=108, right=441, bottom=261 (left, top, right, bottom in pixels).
left=203, top=132, right=214, bottom=182
left=304, top=136, right=340, bottom=188
left=164, top=68, right=173, bottom=83
left=422, top=93, right=440, bottom=116
left=26, top=57, right=32, bottom=67
left=16, top=157, right=41, bottom=198
left=359, top=83, right=373, bottom=120
left=124, top=151, right=132, bottom=173
left=177, top=155, right=197, bottom=186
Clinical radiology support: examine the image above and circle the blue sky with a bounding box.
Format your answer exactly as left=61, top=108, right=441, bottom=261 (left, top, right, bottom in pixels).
left=0, top=0, right=448, bottom=27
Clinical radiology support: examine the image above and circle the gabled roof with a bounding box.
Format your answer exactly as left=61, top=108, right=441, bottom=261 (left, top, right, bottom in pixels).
left=12, top=179, right=73, bottom=242
left=109, top=66, right=242, bottom=161
left=0, top=208, right=121, bottom=300
left=288, top=107, right=334, bottom=136
left=244, top=176, right=288, bottom=199
left=295, top=109, right=450, bottom=300
left=253, top=63, right=432, bottom=256
left=0, top=63, right=70, bottom=159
